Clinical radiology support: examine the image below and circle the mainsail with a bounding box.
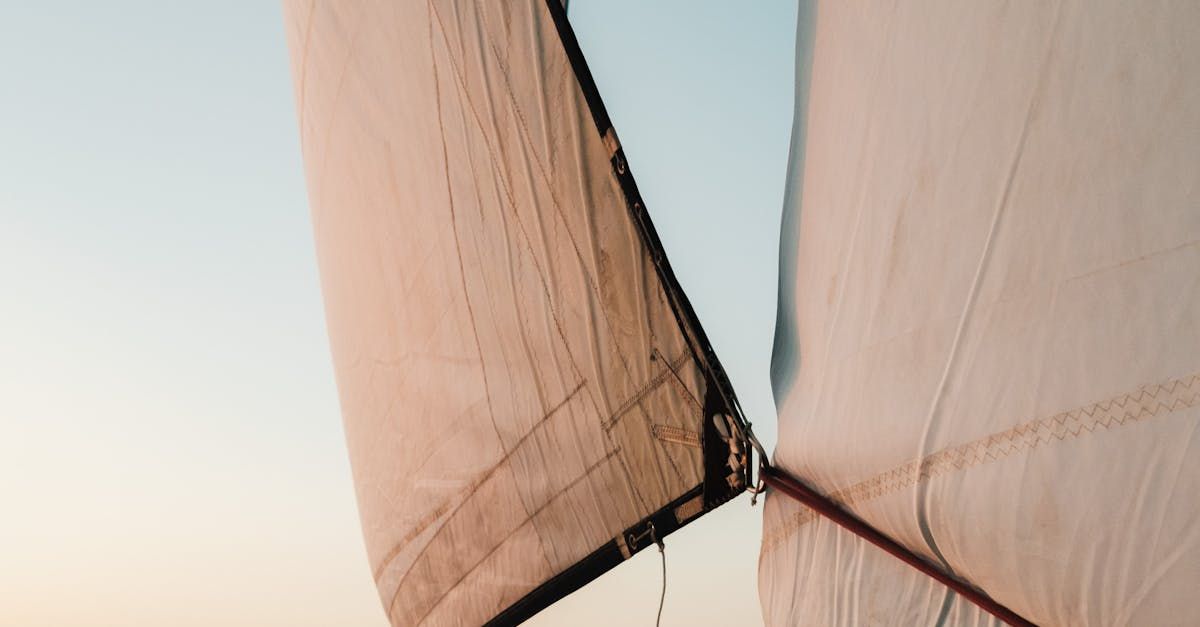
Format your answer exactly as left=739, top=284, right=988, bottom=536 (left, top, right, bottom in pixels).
left=763, top=1, right=1200, bottom=625
left=283, top=1, right=749, bottom=625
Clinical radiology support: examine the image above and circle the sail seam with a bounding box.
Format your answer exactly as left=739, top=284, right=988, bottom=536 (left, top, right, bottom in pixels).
left=477, top=0, right=753, bottom=621
left=472, top=2, right=713, bottom=513
left=602, top=349, right=692, bottom=431
left=472, top=3, right=674, bottom=479
left=399, top=7, right=695, bottom=607
left=422, top=0, right=564, bottom=596
left=763, top=371, right=1200, bottom=553
left=428, top=0, right=626, bottom=471
left=371, top=374, right=586, bottom=583
left=407, top=447, right=623, bottom=624
left=451, top=0, right=666, bottom=517
left=429, top=0, right=653, bottom=450
left=428, top=0, right=511, bottom=512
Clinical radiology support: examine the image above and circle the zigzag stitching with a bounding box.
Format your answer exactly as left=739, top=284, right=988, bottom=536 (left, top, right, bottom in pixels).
left=762, top=372, right=1200, bottom=553
left=601, top=348, right=692, bottom=431
left=651, top=423, right=703, bottom=448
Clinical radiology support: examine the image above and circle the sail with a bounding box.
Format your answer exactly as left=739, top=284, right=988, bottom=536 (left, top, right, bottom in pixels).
left=282, top=1, right=748, bottom=625
left=763, top=1, right=1200, bottom=625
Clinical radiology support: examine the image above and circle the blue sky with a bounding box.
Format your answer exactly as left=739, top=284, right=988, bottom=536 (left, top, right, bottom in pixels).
left=0, top=2, right=796, bottom=624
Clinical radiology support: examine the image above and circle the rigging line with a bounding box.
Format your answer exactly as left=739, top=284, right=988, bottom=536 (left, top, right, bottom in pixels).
left=761, top=465, right=1037, bottom=627
left=654, top=525, right=666, bottom=627
left=651, top=348, right=702, bottom=409
left=628, top=522, right=667, bottom=626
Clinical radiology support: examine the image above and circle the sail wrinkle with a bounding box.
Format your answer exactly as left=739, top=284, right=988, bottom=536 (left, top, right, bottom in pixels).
left=283, top=0, right=748, bottom=624
left=764, top=371, right=1200, bottom=553
left=762, top=1, right=1200, bottom=624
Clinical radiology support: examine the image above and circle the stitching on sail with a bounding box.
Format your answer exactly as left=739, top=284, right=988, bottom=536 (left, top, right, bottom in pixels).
left=411, top=5, right=711, bottom=618
left=761, top=372, right=1200, bottom=553
left=602, top=349, right=692, bottom=431
left=401, top=446, right=623, bottom=623
left=470, top=0, right=676, bottom=511
left=395, top=0, right=571, bottom=590
left=469, top=0, right=713, bottom=516
left=652, top=424, right=702, bottom=448
left=429, top=0, right=663, bottom=526
left=372, top=377, right=585, bottom=583
left=427, top=0, right=515, bottom=523
left=474, top=1, right=647, bottom=389
left=426, top=0, right=581, bottom=394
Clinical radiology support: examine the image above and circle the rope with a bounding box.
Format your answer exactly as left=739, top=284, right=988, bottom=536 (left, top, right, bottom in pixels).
left=654, top=527, right=666, bottom=627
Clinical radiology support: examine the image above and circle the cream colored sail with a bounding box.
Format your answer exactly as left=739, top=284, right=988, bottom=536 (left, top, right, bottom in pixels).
left=282, top=1, right=747, bottom=625
left=763, top=1, right=1200, bottom=624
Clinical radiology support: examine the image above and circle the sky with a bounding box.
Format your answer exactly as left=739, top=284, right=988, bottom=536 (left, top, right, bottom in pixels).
left=0, top=2, right=796, bottom=625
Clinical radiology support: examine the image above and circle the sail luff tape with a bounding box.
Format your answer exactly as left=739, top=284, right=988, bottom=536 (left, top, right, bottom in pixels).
left=762, top=465, right=1037, bottom=627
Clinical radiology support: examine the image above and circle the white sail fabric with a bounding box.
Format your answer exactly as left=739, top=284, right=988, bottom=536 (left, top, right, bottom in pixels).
left=763, top=1, right=1200, bottom=625
left=283, top=1, right=743, bottom=625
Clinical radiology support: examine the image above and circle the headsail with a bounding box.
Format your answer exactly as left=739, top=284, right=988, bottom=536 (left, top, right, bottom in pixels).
left=763, top=1, right=1200, bottom=625
left=282, top=1, right=749, bottom=624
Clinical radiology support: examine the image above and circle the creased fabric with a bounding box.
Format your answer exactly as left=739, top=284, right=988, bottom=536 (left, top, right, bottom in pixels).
left=763, top=1, right=1200, bottom=625
left=283, top=1, right=709, bottom=624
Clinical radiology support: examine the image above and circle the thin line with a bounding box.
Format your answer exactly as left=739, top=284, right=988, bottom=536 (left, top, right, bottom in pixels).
left=653, top=347, right=702, bottom=410
left=603, top=349, right=692, bottom=430
left=762, top=372, right=1200, bottom=552
left=370, top=377, right=585, bottom=582
left=429, top=0, right=655, bottom=519
left=429, top=0, right=507, bottom=487
left=473, top=0, right=646, bottom=404
left=409, top=447, right=622, bottom=624
left=655, top=541, right=667, bottom=627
